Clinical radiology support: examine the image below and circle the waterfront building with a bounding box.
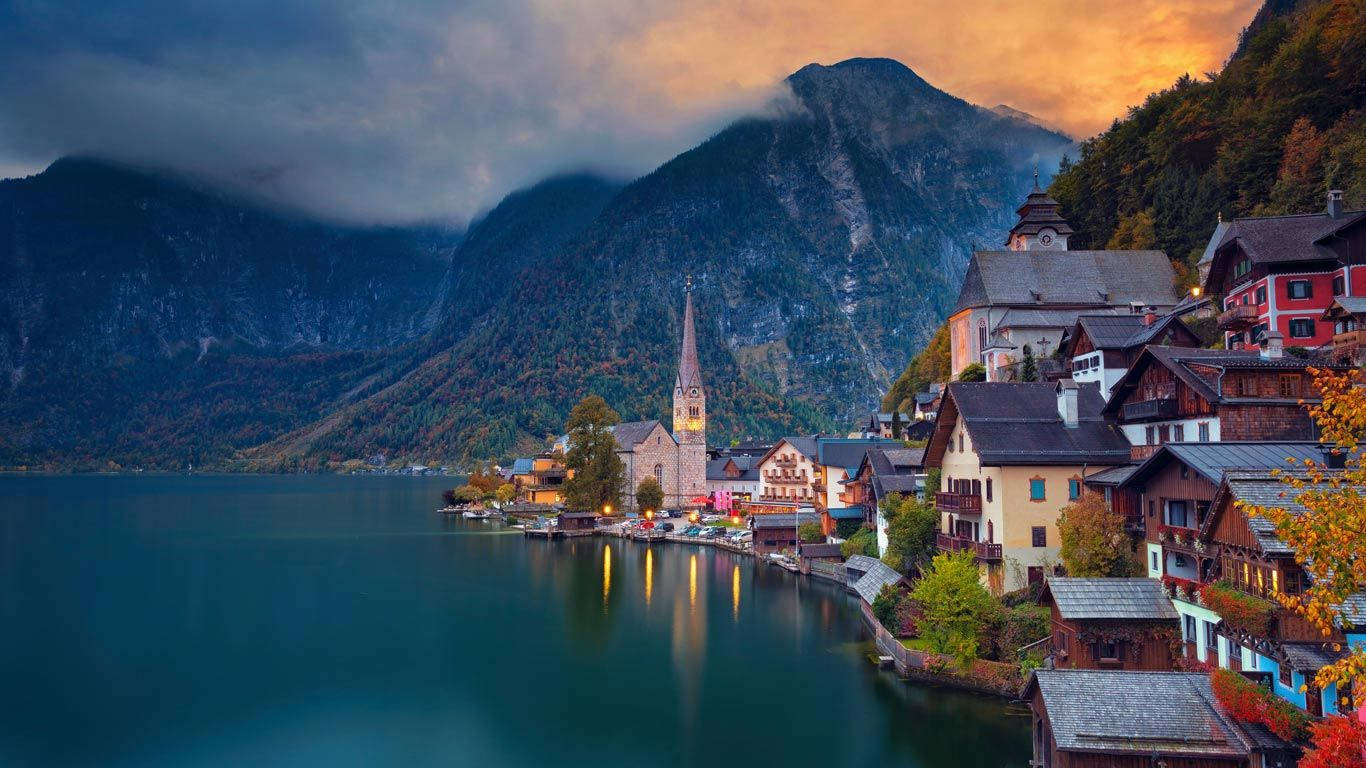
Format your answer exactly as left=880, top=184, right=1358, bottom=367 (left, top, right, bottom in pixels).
left=750, top=510, right=821, bottom=556
left=842, top=447, right=924, bottom=555
left=1201, top=190, right=1366, bottom=351
left=947, top=183, right=1178, bottom=381
left=924, top=380, right=1131, bottom=594
left=754, top=437, right=819, bottom=510
left=511, top=453, right=571, bottom=505
left=754, top=436, right=898, bottom=535
left=705, top=454, right=760, bottom=502
left=1101, top=343, right=1352, bottom=460
left=600, top=283, right=709, bottom=512
left=1026, top=669, right=1300, bottom=768
left=1038, top=577, right=1179, bottom=671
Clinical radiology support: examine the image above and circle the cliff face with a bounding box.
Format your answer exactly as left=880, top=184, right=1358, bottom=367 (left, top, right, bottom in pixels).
left=1, top=58, right=1074, bottom=468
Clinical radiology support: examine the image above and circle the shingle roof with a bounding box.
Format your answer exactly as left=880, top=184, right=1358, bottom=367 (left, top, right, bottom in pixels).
left=826, top=507, right=865, bottom=520
left=816, top=438, right=899, bottom=472
left=937, top=382, right=1131, bottom=466
left=1044, top=578, right=1178, bottom=621
left=706, top=455, right=760, bottom=481
left=841, top=554, right=907, bottom=604
left=612, top=420, right=668, bottom=449
left=1280, top=643, right=1345, bottom=673
left=510, top=457, right=534, bottom=475
left=1340, top=594, right=1366, bottom=628
left=1029, top=670, right=1254, bottom=757
left=953, top=250, right=1176, bottom=314
left=1197, top=220, right=1230, bottom=267
left=1217, top=471, right=1315, bottom=555
left=1082, top=464, right=1139, bottom=486
left=1102, top=346, right=1348, bottom=415
left=1070, top=311, right=1199, bottom=354
left=750, top=511, right=821, bottom=529
left=798, top=542, right=844, bottom=559
left=1217, top=211, right=1364, bottom=266
left=1326, top=296, right=1366, bottom=315
left=881, top=448, right=924, bottom=469
left=1122, top=442, right=1324, bottom=488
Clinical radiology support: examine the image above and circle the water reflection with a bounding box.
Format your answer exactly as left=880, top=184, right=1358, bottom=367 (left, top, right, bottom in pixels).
left=688, top=553, right=697, bottom=612
left=644, top=547, right=653, bottom=607
left=602, top=544, right=612, bottom=611
left=732, top=563, right=740, bottom=622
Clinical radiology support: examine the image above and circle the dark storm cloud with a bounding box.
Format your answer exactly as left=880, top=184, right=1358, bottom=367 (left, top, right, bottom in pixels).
left=0, top=0, right=774, bottom=223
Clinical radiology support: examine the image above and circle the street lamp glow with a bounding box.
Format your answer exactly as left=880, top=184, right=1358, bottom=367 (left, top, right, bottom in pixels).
left=603, top=504, right=612, bottom=516
left=645, top=509, right=654, bottom=520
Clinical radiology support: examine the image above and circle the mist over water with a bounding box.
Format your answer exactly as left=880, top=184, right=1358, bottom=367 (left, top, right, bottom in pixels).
left=0, top=474, right=1028, bottom=767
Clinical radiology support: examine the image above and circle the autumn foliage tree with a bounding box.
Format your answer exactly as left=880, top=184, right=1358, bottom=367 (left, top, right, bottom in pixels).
left=1299, top=715, right=1366, bottom=768
left=1057, top=492, right=1138, bottom=577
left=562, top=395, right=625, bottom=513
left=1241, top=368, right=1366, bottom=699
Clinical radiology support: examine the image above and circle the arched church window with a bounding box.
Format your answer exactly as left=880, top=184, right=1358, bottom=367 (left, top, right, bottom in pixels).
left=654, top=464, right=663, bottom=486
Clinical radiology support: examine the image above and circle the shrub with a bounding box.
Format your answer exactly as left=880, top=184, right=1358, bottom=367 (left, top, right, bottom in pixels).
left=992, top=605, right=1050, bottom=661
left=911, top=551, right=999, bottom=667
left=798, top=522, right=824, bottom=543
left=956, top=362, right=986, bottom=382
left=834, top=518, right=863, bottom=539
left=841, top=527, right=878, bottom=558
left=871, top=584, right=901, bottom=632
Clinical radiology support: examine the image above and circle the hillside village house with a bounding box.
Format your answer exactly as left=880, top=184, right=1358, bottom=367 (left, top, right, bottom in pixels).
left=754, top=436, right=896, bottom=535
left=704, top=454, right=760, bottom=502
left=1322, top=295, right=1366, bottom=366
left=843, top=447, right=924, bottom=554
left=510, top=454, right=571, bottom=505
left=1198, top=470, right=1364, bottom=717
left=948, top=183, right=1178, bottom=381
left=924, top=380, right=1130, bottom=594
left=1061, top=309, right=1203, bottom=399
left=1038, top=577, right=1179, bottom=672
left=1202, top=190, right=1366, bottom=351
left=1101, top=343, right=1351, bottom=459
left=1026, top=669, right=1300, bottom=768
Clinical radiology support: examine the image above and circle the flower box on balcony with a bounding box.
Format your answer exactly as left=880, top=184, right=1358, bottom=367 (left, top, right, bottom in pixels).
left=1199, top=581, right=1276, bottom=637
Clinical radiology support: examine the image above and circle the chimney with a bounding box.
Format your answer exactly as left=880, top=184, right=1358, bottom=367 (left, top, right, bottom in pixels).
left=1261, top=330, right=1284, bottom=360
left=1327, top=189, right=1344, bottom=219
left=1057, top=379, right=1079, bottom=428
left=1143, top=308, right=1157, bottom=326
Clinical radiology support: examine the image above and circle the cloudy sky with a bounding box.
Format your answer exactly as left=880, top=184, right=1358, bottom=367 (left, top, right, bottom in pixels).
left=0, top=0, right=1260, bottom=224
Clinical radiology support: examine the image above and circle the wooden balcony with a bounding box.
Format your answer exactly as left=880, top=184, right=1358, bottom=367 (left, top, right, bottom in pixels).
left=1121, top=397, right=1179, bottom=421
left=936, top=533, right=1002, bottom=561
left=935, top=491, right=982, bottom=514
left=773, top=456, right=798, bottom=468
left=1218, top=304, right=1260, bottom=330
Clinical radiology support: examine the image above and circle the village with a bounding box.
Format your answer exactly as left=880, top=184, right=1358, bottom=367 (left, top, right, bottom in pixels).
left=445, top=184, right=1366, bottom=768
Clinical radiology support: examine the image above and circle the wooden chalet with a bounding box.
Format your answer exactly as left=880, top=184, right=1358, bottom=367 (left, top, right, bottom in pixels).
left=1039, top=577, right=1179, bottom=671
left=1101, top=345, right=1351, bottom=460
left=1199, top=470, right=1355, bottom=716
left=1322, top=296, right=1366, bottom=366
left=557, top=512, right=599, bottom=532
left=1026, top=669, right=1300, bottom=768
left=1063, top=309, right=1203, bottom=399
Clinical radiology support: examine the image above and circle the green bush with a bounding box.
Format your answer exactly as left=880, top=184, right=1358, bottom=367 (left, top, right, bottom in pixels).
left=798, top=522, right=824, bottom=543
left=872, top=584, right=901, bottom=632
left=841, top=527, right=878, bottom=558
left=834, top=518, right=864, bottom=539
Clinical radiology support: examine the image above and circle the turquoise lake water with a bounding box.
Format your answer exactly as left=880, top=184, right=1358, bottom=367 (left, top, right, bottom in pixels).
left=0, top=474, right=1029, bottom=767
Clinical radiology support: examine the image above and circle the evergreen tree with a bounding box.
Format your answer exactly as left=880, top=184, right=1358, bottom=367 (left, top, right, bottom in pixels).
left=1019, top=349, right=1039, bottom=382
left=890, top=410, right=903, bottom=439
left=562, top=395, right=625, bottom=513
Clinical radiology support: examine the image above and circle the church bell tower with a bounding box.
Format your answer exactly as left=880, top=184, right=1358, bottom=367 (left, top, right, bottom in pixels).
left=673, top=278, right=707, bottom=505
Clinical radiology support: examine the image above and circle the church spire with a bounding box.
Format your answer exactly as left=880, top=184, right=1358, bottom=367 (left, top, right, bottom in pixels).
left=676, top=277, right=701, bottom=391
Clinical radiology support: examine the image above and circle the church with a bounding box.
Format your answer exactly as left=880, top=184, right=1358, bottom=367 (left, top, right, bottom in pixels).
left=609, top=282, right=709, bottom=511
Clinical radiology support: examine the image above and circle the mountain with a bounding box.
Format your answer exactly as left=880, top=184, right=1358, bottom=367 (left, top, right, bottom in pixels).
left=1, top=58, right=1074, bottom=470
left=251, top=58, right=1074, bottom=468
left=1048, top=0, right=1366, bottom=285
left=989, top=104, right=1071, bottom=137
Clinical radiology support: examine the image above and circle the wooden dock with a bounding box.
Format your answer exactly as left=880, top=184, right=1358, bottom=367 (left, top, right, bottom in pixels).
left=523, top=528, right=595, bottom=539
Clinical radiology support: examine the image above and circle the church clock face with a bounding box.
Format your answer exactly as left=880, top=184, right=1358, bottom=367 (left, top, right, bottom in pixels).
left=1038, top=229, right=1055, bottom=247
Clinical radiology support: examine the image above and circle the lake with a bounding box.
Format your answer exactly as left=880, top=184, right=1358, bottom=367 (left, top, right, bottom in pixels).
left=0, top=474, right=1029, bottom=767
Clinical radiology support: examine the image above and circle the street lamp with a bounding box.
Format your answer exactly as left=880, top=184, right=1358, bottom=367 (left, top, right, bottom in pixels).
left=645, top=509, right=654, bottom=520
left=603, top=504, right=612, bottom=516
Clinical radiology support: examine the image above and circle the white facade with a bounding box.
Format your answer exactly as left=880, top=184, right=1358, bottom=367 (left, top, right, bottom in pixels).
left=757, top=440, right=816, bottom=504
left=1120, top=417, right=1221, bottom=447
left=1069, top=351, right=1127, bottom=400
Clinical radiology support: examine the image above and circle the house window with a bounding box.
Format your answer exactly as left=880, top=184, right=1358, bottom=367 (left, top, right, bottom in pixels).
left=1251, top=324, right=1268, bottom=344
left=1173, top=424, right=1185, bottom=442
left=978, top=320, right=988, bottom=359
left=1236, top=376, right=1257, bottom=397
left=1287, top=280, right=1312, bottom=300
left=1151, top=550, right=1159, bottom=571
left=1285, top=570, right=1303, bottom=595
left=985, top=478, right=992, bottom=502
left=1145, top=426, right=1155, bottom=445
left=1288, top=318, right=1315, bottom=338
left=1092, top=640, right=1120, bottom=661
left=1234, top=258, right=1252, bottom=278
left=1271, top=569, right=1280, bottom=594
left=958, top=434, right=964, bottom=453
left=1198, top=422, right=1210, bottom=441
left=1180, top=464, right=1190, bottom=480
left=1279, top=664, right=1293, bottom=687
left=1204, top=620, right=1218, bottom=651
left=1027, top=566, right=1044, bottom=585
left=1031, top=526, right=1047, bottom=547
left=1168, top=501, right=1189, bottom=528
left=1333, top=275, right=1345, bottom=296
left=1279, top=375, right=1300, bottom=397
left=1185, top=614, right=1197, bottom=642
left=1068, top=478, right=1081, bottom=500
left=1255, top=285, right=1267, bottom=304
left=1158, top=425, right=1170, bottom=444
left=1029, top=478, right=1046, bottom=501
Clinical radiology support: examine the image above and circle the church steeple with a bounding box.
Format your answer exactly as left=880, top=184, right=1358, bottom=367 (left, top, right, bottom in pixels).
left=673, top=278, right=706, bottom=445
left=1006, top=176, right=1074, bottom=251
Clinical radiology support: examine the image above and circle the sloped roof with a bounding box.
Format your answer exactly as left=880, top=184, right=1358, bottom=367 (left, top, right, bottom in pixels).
left=706, top=455, right=760, bottom=482
left=1217, top=211, right=1364, bottom=266
left=676, top=288, right=702, bottom=391
left=849, top=558, right=904, bottom=604
left=1325, top=296, right=1366, bottom=317
left=1280, top=643, right=1345, bottom=673
left=931, top=382, right=1131, bottom=466
left=1043, top=577, right=1178, bottom=621
left=953, top=250, right=1176, bottom=314
left=826, top=507, right=865, bottom=520
left=1102, top=346, right=1349, bottom=415
left=765, top=436, right=820, bottom=463
left=1197, top=220, right=1230, bottom=267
left=1069, top=311, right=1200, bottom=355
left=510, top=457, right=535, bottom=475
left=612, top=420, right=669, bottom=449
left=798, top=542, right=844, bottom=558
left=1007, top=187, right=1075, bottom=243
left=816, top=437, right=899, bottom=472
left=750, top=511, right=821, bottom=529
left=1027, top=670, right=1255, bottom=758
left=1122, top=442, right=1324, bottom=488
left=1082, top=463, right=1139, bottom=487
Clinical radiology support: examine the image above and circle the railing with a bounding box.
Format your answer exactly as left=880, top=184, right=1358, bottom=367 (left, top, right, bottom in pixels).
left=935, top=492, right=982, bottom=514
left=1121, top=397, right=1179, bottom=420
left=1217, top=304, right=1259, bottom=330
left=936, top=533, right=1002, bottom=561
left=1157, top=523, right=1201, bottom=549
left=773, top=456, right=797, bottom=468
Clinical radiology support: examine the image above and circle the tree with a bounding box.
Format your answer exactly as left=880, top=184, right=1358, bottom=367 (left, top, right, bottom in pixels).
left=911, top=551, right=998, bottom=665
left=454, top=484, right=482, bottom=503
left=884, top=323, right=951, bottom=412
left=956, top=362, right=986, bottom=382
left=1019, top=349, right=1039, bottom=382
left=881, top=493, right=940, bottom=574
left=495, top=483, right=516, bottom=506
left=1057, top=492, right=1137, bottom=577
left=841, top=527, right=878, bottom=558
left=466, top=464, right=501, bottom=495
left=1299, top=715, right=1365, bottom=768
left=872, top=583, right=902, bottom=632
left=635, top=476, right=664, bottom=514
left=1242, top=368, right=1366, bottom=695
left=562, top=395, right=625, bottom=513
left=442, top=488, right=459, bottom=506
left=890, top=410, right=903, bottom=439
left=798, top=522, right=824, bottom=543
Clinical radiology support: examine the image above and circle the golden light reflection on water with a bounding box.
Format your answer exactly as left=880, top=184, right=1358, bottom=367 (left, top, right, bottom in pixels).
left=645, top=547, right=653, bottom=607
left=732, top=563, right=740, bottom=622
left=688, top=553, right=697, bottom=612
left=602, top=544, right=611, bottom=611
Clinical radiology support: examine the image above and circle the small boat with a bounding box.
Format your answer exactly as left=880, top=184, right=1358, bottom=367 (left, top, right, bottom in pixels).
left=462, top=509, right=494, bottom=520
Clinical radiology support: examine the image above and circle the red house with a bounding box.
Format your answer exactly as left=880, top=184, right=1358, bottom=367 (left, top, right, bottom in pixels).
left=1202, top=190, right=1366, bottom=351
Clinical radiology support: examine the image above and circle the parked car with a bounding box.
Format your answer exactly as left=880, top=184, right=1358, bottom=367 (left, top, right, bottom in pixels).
left=660, top=522, right=675, bottom=533
left=684, top=526, right=701, bottom=537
